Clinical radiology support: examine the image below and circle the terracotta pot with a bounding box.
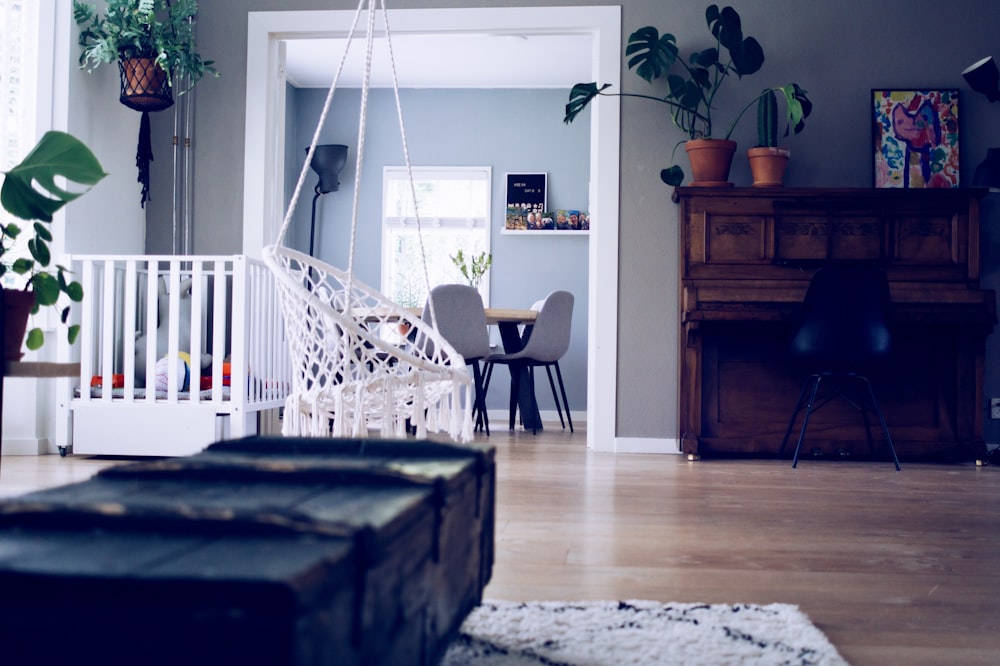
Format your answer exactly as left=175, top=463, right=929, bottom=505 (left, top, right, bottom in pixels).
left=684, top=139, right=737, bottom=187
left=119, top=57, right=173, bottom=112
left=2, top=288, right=35, bottom=362
left=747, top=147, right=791, bottom=187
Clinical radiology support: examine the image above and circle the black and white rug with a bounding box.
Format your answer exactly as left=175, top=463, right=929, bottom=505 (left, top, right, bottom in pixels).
left=441, top=600, right=849, bottom=665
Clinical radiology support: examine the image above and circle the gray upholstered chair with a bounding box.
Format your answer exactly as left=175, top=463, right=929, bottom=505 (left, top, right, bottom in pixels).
left=423, top=284, right=492, bottom=434
left=484, top=290, right=574, bottom=434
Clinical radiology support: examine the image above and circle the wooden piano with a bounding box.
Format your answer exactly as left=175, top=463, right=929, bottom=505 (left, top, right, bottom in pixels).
left=674, top=187, right=996, bottom=462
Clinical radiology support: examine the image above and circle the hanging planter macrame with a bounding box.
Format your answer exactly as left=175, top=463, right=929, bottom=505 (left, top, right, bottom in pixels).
left=118, top=56, right=174, bottom=208
left=74, top=0, right=219, bottom=208
left=119, top=57, right=174, bottom=112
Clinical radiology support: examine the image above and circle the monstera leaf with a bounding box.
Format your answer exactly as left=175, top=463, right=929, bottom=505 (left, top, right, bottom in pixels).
left=1, top=131, right=106, bottom=223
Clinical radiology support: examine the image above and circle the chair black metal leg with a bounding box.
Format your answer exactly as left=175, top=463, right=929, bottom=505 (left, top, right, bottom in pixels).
left=779, top=377, right=812, bottom=457
left=792, top=375, right=823, bottom=468
left=472, top=361, right=489, bottom=436
left=508, top=362, right=520, bottom=431
left=527, top=366, right=539, bottom=434
left=544, top=365, right=566, bottom=429
left=860, top=376, right=900, bottom=471
left=554, top=362, right=573, bottom=433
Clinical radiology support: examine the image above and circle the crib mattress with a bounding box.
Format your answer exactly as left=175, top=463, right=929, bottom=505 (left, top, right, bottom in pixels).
left=76, top=386, right=233, bottom=401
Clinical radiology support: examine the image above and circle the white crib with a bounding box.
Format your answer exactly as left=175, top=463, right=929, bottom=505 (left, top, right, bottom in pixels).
left=55, top=255, right=291, bottom=457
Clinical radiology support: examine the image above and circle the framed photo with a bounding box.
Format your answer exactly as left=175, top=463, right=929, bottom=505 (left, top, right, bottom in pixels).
left=872, top=88, right=960, bottom=188
left=504, top=173, right=547, bottom=231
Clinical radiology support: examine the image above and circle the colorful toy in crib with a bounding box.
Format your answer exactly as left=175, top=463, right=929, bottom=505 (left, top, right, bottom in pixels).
left=155, top=352, right=192, bottom=392
left=91, top=359, right=232, bottom=392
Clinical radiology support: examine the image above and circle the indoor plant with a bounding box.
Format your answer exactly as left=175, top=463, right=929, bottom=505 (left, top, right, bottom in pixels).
left=0, top=131, right=107, bottom=357
left=746, top=86, right=812, bottom=186
left=73, top=0, right=217, bottom=97
left=451, top=249, right=492, bottom=291
left=564, top=5, right=810, bottom=186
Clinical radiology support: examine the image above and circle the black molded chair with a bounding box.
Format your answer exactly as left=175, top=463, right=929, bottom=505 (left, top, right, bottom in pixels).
left=778, top=266, right=901, bottom=470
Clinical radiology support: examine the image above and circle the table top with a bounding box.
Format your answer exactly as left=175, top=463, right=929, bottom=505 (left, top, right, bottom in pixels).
left=485, top=308, right=537, bottom=324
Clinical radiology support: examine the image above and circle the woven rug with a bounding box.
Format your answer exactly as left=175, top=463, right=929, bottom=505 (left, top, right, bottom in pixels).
left=441, top=600, right=849, bottom=665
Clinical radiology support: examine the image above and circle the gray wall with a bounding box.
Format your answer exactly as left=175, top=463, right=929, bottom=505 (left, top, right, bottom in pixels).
left=290, top=87, right=590, bottom=412
left=133, top=0, right=1000, bottom=444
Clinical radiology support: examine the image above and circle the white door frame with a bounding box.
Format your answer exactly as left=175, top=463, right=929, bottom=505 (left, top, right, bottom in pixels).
left=242, top=6, right=621, bottom=451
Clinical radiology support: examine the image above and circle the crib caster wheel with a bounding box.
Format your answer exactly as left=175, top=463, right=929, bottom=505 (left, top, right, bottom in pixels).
left=58, top=446, right=68, bottom=457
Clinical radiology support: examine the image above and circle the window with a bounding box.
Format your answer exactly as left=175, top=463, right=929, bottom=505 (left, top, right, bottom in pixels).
left=0, top=0, right=40, bottom=289
left=381, top=166, right=491, bottom=308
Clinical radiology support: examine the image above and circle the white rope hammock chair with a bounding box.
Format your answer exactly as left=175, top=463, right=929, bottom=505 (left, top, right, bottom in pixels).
left=263, top=0, right=473, bottom=442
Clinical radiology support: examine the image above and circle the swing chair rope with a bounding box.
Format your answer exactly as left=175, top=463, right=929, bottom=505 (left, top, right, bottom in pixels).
left=262, top=0, right=472, bottom=442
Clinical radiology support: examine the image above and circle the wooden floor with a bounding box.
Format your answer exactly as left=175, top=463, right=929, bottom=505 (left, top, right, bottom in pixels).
left=2, top=424, right=1000, bottom=665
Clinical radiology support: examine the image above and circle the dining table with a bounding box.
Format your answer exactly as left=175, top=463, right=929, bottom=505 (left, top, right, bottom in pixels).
left=484, top=307, right=542, bottom=432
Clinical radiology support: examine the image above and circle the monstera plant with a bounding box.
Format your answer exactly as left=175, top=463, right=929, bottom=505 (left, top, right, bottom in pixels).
left=564, top=5, right=810, bottom=186
left=0, top=131, right=107, bottom=357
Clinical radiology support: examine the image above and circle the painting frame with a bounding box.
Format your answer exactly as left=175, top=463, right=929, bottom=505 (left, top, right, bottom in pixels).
left=872, top=88, right=960, bottom=189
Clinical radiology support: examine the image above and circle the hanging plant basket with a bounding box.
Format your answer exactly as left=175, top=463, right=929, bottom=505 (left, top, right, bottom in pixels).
left=118, top=57, right=173, bottom=112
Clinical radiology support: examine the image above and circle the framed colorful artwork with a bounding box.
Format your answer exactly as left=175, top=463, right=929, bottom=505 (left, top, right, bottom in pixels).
left=872, top=89, right=960, bottom=188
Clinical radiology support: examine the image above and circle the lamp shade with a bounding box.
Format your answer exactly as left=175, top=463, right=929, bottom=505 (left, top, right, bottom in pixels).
left=307, top=144, right=349, bottom=194
left=962, top=56, right=1000, bottom=102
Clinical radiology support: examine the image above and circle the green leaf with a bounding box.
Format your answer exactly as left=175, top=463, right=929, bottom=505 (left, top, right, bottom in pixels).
left=28, top=237, right=51, bottom=267
left=565, top=82, right=611, bottom=123
left=67, top=324, right=81, bottom=345
left=626, top=27, right=677, bottom=83
left=4, top=222, right=21, bottom=239
left=65, top=280, right=84, bottom=302
left=30, top=272, right=61, bottom=307
left=25, top=327, right=44, bottom=351
left=0, top=131, right=107, bottom=223
left=661, top=166, right=685, bottom=186
left=11, top=257, right=33, bottom=274
left=32, top=221, right=53, bottom=242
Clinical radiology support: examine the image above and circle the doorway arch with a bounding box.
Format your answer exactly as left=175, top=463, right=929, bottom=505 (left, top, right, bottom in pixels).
left=241, top=6, right=620, bottom=450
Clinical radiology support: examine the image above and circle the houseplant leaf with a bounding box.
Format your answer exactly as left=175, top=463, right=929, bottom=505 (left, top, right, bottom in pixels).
left=0, top=131, right=107, bottom=223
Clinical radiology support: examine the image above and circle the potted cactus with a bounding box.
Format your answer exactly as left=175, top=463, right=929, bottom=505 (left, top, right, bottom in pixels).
left=746, top=85, right=811, bottom=186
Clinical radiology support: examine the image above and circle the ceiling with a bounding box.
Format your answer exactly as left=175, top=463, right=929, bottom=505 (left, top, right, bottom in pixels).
left=283, top=33, right=594, bottom=89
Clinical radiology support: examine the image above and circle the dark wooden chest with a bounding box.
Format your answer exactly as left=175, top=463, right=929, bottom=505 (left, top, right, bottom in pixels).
left=0, top=437, right=494, bottom=665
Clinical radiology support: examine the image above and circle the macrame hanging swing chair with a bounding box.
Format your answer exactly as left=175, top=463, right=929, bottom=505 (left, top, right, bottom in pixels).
left=264, top=0, right=474, bottom=442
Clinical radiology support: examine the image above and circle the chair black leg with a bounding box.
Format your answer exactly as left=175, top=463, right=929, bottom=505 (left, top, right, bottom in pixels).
left=544, top=365, right=566, bottom=429
left=508, top=362, right=520, bottom=431
left=779, top=377, right=812, bottom=458
left=554, top=362, right=573, bottom=433
left=859, top=376, right=900, bottom=471
left=472, top=361, right=489, bottom=436
left=528, top=366, right=539, bottom=434
left=792, top=375, right=823, bottom=468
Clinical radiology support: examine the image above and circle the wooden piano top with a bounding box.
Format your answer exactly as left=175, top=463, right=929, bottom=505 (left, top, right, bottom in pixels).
left=675, top=188, right=996, bottom=329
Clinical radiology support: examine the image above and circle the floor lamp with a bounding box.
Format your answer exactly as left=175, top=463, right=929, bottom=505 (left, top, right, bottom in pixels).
left=306, top=144, right=349, bottom=257
left=962, top=56, right=1000, bottom=189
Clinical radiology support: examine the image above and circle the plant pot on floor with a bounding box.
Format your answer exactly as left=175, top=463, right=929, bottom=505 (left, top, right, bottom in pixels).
left=685, top=139, right=737, bottom=187
left=2, top=288, right=34, bottom=362
left=747, top=147, right=790, bottom=187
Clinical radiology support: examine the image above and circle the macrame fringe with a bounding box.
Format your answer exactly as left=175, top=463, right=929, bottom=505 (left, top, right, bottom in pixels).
left=136, top=111, right=154, bottom=208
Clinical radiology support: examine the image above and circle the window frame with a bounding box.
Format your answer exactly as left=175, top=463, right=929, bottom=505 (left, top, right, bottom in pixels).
left=380, top=165, right=492, bottom=307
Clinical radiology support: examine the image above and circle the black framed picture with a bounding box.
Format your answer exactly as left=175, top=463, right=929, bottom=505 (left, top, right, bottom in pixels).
left=504, top=173, right=547, bottom=231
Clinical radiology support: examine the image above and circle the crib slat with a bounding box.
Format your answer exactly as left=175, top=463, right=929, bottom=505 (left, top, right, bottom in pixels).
left=189, top=261, right=204, bottom=405
left=143, top=260, right=159, bottom=403
left=122, top=260, right=138, bottom=398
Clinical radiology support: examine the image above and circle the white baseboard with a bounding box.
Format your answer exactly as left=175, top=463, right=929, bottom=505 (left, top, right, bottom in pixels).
left=0, top=437, right=48, bottom=456
left=613, top=437, right=681, bottom=454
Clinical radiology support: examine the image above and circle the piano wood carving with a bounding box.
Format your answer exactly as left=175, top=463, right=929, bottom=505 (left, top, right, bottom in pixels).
left=674, top=187, right=996, bottom=461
